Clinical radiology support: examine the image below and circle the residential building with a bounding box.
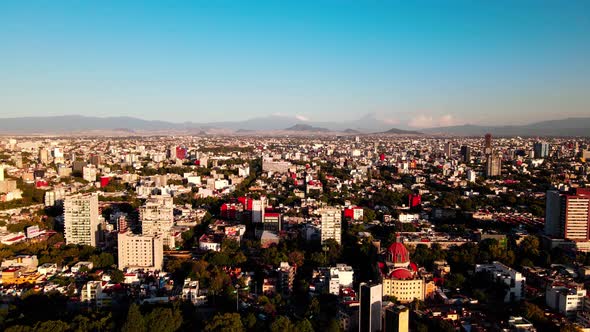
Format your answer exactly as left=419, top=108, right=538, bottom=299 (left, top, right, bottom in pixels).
left=485, top=155, right=502, bottom=177
left=140, top=195, right=175, bottom=248
left=64, top=193, right=100, bottom=246
left=475, top=262, right=526, bottom=302
left=182, top=279, right=207, bottom=305
left=320, top=207, right=342, bottom=245
left=344, top=206, right=364, bottom=220
left=277, top=262, right=296, bottom=295
left=262, top=157, right=292, bottom=173
left=384, top=305, right=409, bottom=332
left=117, top=232, right=164, bottom=271
left=534, top=142, right=550, bottom=158
left=1, top=255, right=39, bottom=272
left=460, top=145, right=471, bottom=163
left=71, top=261, right=94, bottom=273
left=81, top=280, right=110, bottom=307
left=82, top=165, right=98, bottom=182
left=546, top=283, right=586, bottom=318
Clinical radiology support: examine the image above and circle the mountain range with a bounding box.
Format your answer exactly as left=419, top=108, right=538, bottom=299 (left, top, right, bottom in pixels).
left=0, top=114, right=588, bottom=136
left=422, top=117, right=590, bottom=137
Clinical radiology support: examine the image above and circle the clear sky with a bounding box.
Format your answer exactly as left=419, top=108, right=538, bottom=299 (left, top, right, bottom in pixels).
left=1, top=0, right=589, bottom=128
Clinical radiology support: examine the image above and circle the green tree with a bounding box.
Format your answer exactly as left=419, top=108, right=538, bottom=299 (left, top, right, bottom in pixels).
left=270, top=316, right=295, bottom=332
left=34, top=320, right=69, bottom=332
left=444, top=273, right=466, bottom=291
left=324, top=319, right=342, bottom=332
left=242, top=313, right=257, bottom=330
left=521, top=301, right=549, bottom=326
left=121, top=303, right=146, bottom=332
left=363, top=208, right=376, bottom=222
left=295, top=319, right=314, bottom=332
left=70, top=315, right=92, bottom=332
left=110, top=269, right=125, bottom=283
left=288, top=250, right=305, bottom=267
left=90, top=252, right=115, bottom=269
left=204, top=313, right=244, bottom=332
left=144, top=307, right=182, bottom=332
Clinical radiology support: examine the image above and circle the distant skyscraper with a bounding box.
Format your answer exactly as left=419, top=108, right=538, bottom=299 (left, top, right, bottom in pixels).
left=533, top=142, right=550, bottom=158
left=485, top=155, right=502, bottom=177
left=484, top=133, right=493, bottom=155
left=320, top=207, right=342, bottom=245
left=64, top=193, right=100, bottom=246
left=544, top=190, right=562, bottom=237
left=39, top=148, right=49, bottom=164
left=444, top=142, right=452, bottom=157
left=545, top=188, right=590, bottom=241
left=385, top=305, right=409, bottom=332
left=89, top=154, right=102, bottom=166
left=359, top=282, right=382, bottom=332
left=460, top=146, right=471, bottom=163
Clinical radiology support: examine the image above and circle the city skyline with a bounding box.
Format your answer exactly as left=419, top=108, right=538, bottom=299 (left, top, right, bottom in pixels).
left=1, top=1, right=590, bottom=127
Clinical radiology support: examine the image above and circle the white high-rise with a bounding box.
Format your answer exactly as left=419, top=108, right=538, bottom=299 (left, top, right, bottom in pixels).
left=359, top=282, right=383, bottom=332
left=64, top=193, right=100, bottom=246
left=117, top=232, right=163, bottom=271
left=140, top=195, right=175, bottom=248
left=319, top=207, right=342, bottom=245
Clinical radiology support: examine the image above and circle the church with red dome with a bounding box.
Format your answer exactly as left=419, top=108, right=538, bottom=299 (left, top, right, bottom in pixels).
left=379, top=236, right=435, bottom=303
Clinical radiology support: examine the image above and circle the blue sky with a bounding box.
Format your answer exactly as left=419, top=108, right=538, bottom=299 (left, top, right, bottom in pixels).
left=1, top=0, right=589, bottom=127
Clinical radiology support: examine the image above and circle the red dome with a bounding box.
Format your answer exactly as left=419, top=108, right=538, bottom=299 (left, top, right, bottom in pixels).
left=387, top=242, right=410, bottom=264
left=389, top=268, right=414, bottom=279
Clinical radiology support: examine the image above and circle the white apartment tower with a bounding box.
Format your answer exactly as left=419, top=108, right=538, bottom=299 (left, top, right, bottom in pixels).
left=64, top=193, right=100, bottom=246
left=320, top=207, right=342, bottom=245
left=359, top=282, right=383, bottom=332
left=117, top=232, right=164, bottom=271
left=140, top=195, right=175, bottom=248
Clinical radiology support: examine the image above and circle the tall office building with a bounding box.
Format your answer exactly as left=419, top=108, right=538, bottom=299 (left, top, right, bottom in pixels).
left=444, top=142, right=452, bottom=157
left=484, top=133, right=493, bottom=155
left=64, top=193, right=100, bottom=246
left=485, top=155, right=502, bottom=177
left=89, top=154, right=102, bottom=166
left=545, top=190, right=562, bottom=237
left=117, top=232, right=164, bottom=271
left=39, top=148, right=49, bottom=164
left=385, top=305, right=409, bottom=332
left=534, top=142, right=550, bottom=158
left=140, top=195, right=175, bottom=248
left=359, top=282, right=382, bottom=332
left=319, top=207, right=342, bottom=245
left=460, top=146, right=471, bottom=163
left=545, top=188, right=590, bottom=241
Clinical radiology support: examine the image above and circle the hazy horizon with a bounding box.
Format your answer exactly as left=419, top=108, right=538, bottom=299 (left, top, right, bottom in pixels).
left=1, top=1, right=589, bottom=128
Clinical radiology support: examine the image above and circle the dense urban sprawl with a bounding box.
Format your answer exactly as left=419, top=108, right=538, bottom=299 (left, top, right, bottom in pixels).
left=0, top=134, right=589, bottom=332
